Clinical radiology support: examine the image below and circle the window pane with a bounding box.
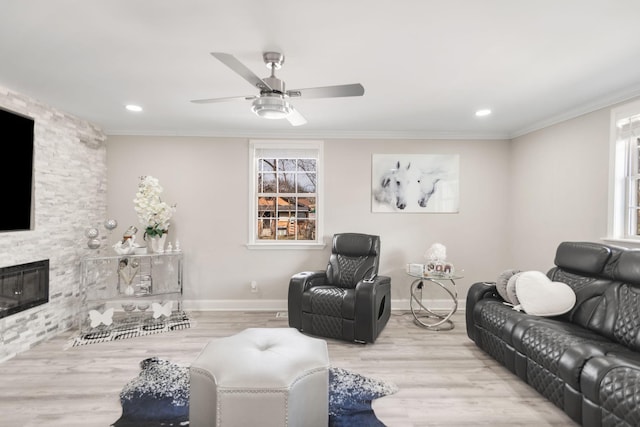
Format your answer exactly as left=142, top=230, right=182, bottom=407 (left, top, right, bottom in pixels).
left=258, top=221, right=275, bottom=240
left=278, top=197, right=296, bottom=216
left=260, top=159, right=276, bottom=172
left=296, top=219, right=315, bottom=240
left=258, top=196, right=276, bottom=213
left=296, top=197, right=315, bottom=216
left=297, top=159, right=316, bottom=172
left=277, top=219, right=294, bottom=239
left=297, top=172, right=316, bottom=193
left=278, top=173, right=296, bottom=193
left=259, top=173, right=276, bottom=193
left=257, top=197, right=276, bottom=240
left=636, top=208, right=640, bottom=236
left=279, top=159, right=297, bottom=171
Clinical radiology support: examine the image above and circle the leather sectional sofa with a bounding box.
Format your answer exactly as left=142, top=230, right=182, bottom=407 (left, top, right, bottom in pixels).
left=466, top=241, right=640, bottom=427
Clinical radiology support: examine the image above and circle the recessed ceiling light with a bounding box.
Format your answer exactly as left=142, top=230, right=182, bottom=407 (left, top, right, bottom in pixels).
left=475, top=109, right=492, bottom=117
left=125, top=104, right=143, bottom=112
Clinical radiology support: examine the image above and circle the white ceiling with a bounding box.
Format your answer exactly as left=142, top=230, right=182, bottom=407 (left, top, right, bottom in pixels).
left=3, top=0, right=640, bottom=139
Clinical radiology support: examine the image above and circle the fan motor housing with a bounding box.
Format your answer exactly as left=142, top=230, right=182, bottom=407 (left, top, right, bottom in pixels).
left=262, top=76, right=285, bottom=94
left=263, top=52, right=284, bottom=69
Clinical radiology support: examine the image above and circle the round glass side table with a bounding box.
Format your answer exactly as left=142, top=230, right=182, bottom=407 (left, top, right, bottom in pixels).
left=407, top=271, right=462, bottom=331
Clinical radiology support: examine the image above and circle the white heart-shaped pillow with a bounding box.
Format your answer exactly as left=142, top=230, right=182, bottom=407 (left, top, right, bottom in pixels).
left=515, top=271, right=576, bottom=317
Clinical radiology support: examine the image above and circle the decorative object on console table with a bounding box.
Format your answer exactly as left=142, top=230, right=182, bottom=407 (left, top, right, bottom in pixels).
left=149, top=235, right=167, bottom=254
left=86, top=227, right=101, bottom=250
left=406, top=263, right=425, bottom=276
left=113, top=226, right=140, bottom=255
left=134, top=175, right=176, bottom=254
left=104, top=219, right=118, bottom=231
left=424, top=242, right=455, bottom=276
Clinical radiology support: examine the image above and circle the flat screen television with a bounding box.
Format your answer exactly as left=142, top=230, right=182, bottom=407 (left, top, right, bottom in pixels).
left=0, top=107, right=34, bottom=231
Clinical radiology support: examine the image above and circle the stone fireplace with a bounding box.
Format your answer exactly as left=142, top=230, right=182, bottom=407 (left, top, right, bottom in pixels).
left=0, top=260, right=49, bottom=319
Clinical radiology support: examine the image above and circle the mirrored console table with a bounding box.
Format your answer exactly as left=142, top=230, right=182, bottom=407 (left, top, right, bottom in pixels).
left=79, top=252, right=183, bottom=334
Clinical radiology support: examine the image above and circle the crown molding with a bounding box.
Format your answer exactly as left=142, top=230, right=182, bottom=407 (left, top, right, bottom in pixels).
left=509, top=86, right=640, bottom=139
left=104, top=128, right=510, bottom=141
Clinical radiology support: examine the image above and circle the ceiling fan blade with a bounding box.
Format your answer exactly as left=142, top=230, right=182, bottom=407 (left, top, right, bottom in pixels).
left=211, top=52, right=272, bottom=91
left=191, top=95, right=255, bottom=104
left=286, top=106, right=307, bottom=126
left=287, top=83, right=364, bottom=99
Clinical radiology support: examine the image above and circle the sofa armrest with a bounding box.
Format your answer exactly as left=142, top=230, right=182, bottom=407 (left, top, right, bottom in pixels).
left=465, top=281, right=502, bottom=341
left=581, top=352, right=640, bottom=404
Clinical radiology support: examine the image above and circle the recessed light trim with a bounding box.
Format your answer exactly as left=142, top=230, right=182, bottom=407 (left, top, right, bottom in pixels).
left=125, top=104, right=143, bottom=112
left=475, top=109, right=492, bottom=117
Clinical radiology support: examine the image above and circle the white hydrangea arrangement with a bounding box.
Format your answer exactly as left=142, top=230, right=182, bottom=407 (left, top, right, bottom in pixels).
left=133, top=176, right=176, bottom=239
left=425, top=243, right=447, bottom=261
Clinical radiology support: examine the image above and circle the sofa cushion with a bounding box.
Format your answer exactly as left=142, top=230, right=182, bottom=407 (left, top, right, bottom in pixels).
left=515, top=271, right=576, bottom=317
left=614, top=250, right=640, bottom=286
left=554, top=241, right=612, bottom=275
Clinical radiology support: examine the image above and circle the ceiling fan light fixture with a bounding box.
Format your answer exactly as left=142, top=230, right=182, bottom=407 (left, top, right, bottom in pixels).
left=251, top=96, right=292, bottom=120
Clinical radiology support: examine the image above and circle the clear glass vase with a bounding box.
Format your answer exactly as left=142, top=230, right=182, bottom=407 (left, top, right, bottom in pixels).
left=149, top=234, right=167, bottom=253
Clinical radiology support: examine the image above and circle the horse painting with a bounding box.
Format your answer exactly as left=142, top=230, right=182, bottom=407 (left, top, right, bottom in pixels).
left=372, top=154, right=459, bottom=213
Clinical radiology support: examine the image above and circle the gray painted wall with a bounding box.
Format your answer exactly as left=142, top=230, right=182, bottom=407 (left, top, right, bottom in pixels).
left=508, top=108, right=613, bottom=270
left=106, top=136, right=510, bottom=309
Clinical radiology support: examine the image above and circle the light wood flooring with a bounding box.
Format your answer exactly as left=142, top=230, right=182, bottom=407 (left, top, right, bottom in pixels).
left=0, top=311, right=576, bottom=427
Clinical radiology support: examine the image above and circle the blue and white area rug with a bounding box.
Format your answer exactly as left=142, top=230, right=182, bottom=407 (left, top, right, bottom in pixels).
left=111, top=357, right=398, bottom=427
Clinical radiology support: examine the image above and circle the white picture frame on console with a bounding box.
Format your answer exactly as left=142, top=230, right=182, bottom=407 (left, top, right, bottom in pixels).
left=371, top=154, right=459, bottom=213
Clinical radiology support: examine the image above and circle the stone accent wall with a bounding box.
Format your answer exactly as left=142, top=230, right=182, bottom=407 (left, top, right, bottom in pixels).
left=0, top=86, right=107, bottom=362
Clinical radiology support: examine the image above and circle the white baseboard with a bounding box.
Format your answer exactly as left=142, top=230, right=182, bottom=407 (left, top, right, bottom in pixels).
left=183, top=299, right=288, bottom=311
left=182, top=298, right=465, bottom=312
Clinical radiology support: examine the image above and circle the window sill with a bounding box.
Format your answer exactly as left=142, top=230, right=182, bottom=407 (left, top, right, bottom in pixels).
left=246, top=242, right=327, bottom=250
left=601, top=237, right=640, bottom=248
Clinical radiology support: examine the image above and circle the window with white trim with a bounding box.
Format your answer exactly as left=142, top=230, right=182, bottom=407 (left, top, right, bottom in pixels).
left=248, top=140, right=324, bottom=248
left=609, top=100, right=640, bottom=241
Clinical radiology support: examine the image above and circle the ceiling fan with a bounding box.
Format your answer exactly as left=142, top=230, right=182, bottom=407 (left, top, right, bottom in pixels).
left=191, top=52, right=365, bottom=126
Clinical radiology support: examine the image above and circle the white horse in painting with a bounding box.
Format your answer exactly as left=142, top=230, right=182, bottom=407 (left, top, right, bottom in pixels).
left=373, top=161, right=415, bottom=210
left=417, top=173, right=441, bottom=208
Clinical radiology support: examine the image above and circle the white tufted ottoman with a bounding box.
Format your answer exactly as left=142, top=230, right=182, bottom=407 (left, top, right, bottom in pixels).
left=189, top=327, right=329, bottom=427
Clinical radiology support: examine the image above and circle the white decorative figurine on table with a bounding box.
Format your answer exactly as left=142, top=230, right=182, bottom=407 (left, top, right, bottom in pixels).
left=407, top=243, right=461, bottom=330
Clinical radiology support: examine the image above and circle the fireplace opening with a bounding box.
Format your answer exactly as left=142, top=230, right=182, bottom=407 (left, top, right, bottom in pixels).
left=0, top=259, right=49, bottom=319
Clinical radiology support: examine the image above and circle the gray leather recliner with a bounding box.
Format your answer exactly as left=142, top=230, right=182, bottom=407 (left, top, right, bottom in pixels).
left=287, top=233, right=391, bottom=343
